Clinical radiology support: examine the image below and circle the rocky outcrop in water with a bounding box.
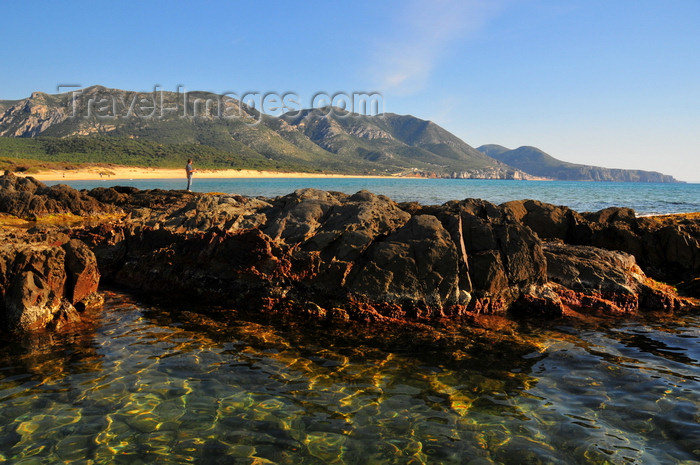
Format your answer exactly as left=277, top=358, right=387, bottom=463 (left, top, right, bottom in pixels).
left=502, top=200, right=700, bottom=293
left=0, top=174, right=696, bottom=331
left=78, top=189, right=481, bottom=322
left=539, top=243, right=685, bottom=314
left=74, top=186, right=695, bottom=324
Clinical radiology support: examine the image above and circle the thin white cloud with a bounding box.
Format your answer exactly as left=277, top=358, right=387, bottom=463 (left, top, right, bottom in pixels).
left=369, top=0, right=505, bottom=95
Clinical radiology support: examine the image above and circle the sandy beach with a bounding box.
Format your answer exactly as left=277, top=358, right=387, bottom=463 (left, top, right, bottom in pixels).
left=24, top=166, right=400, bottom=182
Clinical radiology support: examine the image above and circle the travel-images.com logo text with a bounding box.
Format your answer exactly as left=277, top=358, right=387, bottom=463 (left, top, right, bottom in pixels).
left=59, top=85, right=385, bottom=124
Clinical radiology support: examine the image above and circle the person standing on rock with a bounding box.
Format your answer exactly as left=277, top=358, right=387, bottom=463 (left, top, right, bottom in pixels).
left=186, top=159, right=197, bottom=191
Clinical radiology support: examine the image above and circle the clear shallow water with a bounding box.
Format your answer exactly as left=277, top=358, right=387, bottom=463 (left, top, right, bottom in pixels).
left=0, top=291, right=698, bottom=464
left=48, top=178, right=700, bottom=216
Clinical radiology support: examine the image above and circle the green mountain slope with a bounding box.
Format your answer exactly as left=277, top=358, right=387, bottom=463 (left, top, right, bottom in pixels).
left=282, top=109, right=522, bottom=177
left=0, top=86, right=681, bottom=181
left=0, top=86, right=523, bottom=177
left=477, top=145, right=678, bottom=182
left=0, top=87, right=348, bottom=172
left=476, top=144, right=511, bottom=159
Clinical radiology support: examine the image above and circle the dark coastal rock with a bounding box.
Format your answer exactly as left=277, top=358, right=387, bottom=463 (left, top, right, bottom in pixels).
left=539, top=242, right=687, bottom=314
left=62, top=239, right=101, bottom=305
left=0, top=173, right=118, bottom=219
left=502, top=199, right=700, bottom=294
left=605, top=215, right=700, bottom=288
left=0, top=232, right=103, bottom=332
left=73, top=186, right=694, bottom=324
left=502, top=199, right=589, bottom=242
left=678, top=277, right=700, bottom=296
left=89, top=186, right=193, bottom=213
left=74, top=187, right=691, bottom=324
left=345, top=214, right=464, bottom=316
left=2, top=175, right=696, bottom=332
left=418, top=198, right=548, bottom=312
left=77, top=190, right=462, bottom=322
left=582, top=206, right=637, bottom=224
left=90, top=186, right=271, bottom=233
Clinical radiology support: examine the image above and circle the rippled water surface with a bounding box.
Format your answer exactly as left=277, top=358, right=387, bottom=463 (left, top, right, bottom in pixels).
left=50, top=178, right=700, bottom=216
left=0, top=291, right=698, bottom=464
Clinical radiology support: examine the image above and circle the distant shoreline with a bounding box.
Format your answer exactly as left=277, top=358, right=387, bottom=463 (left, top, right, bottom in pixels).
left=21, top=167, right=402, bottom=182
left=15, top=166, right=692, bottom=184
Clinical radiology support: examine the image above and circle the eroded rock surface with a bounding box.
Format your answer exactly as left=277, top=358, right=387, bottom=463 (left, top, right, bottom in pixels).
left=538, top=242, right=686, bottom=315
left=73, top=185, right=696, bottom=324
left=0, top=173, right=119, bottom=219
left=1, top=173, right=696, bottom=331
left=0, top=231, right=103, bottom=332
left=503, top=200, right=700, bottom=290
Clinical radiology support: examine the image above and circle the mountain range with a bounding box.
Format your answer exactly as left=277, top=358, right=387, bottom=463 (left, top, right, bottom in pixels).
left=0, top=86, right=679, bottom=182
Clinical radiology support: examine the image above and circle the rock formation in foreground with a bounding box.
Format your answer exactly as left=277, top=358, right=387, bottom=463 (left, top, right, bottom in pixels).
left=0, top=230, right=103, bottom=332
left=0, top=173, right=697, bottom=332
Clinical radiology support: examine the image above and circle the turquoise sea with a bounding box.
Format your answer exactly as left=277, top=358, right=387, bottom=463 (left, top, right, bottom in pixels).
left=1, top=178, right=697, bottom=464
left=49, top=178, right=700, bottom=216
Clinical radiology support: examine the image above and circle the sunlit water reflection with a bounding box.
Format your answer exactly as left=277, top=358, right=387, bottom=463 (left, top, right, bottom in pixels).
left=0, top=291, right=698, bottom=464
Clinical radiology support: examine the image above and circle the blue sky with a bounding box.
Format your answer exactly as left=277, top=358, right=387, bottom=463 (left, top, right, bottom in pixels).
left=2, top=0, right=699, bottom=181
